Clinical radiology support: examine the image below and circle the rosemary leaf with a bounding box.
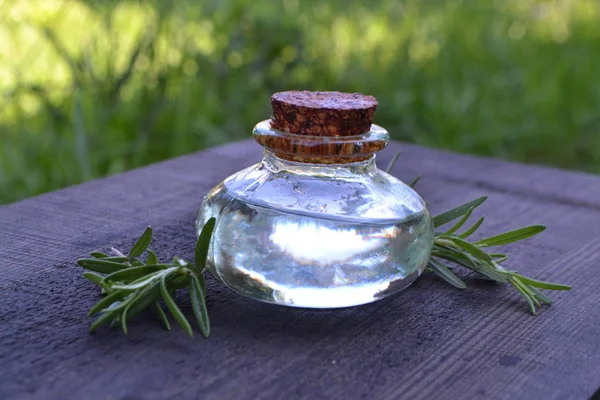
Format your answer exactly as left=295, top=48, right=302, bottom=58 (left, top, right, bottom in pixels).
left=155, top=302, right=171, bottom=331
left=88, top=291, right=127, bottom=317
left=409, top=176, right=421, bottom=188
left=128, top=226, right=152, bottom=259
left=431, top=247, right=477, bottom=269
left=195, top=218, right=216, bottom=273
left=90, top=309, right=119, bottom=333
left=513, top=274, right=572, bottom=291
left=160, top=274, right=193, bottom=337
left=119, top=281, right=161, bottom=334
left=82, top=272, right=104, bottom=285
left=475, top=225, right=546, bottom=247
left=91, top=251, right=109, bottom=259
left=190, top=274, right=210, bottom=338
left=510, top=278, right=537, bottom=315
left=77, top=258, right=125, bottom=274
left=99, top=256, right=129, bottom=263
left=385, top=151, right=401, bottom=174
left=199, top=273, right=206, bottom=296
left=450, top=237, right=492, bottom=262
left=121, top=300, right=135, bottom=334
left=124, top=280, right=164, bottom=319
left=443, top=207, right=473, bottom=235
left=111, top=271, right=166, bottom=291
left=102, top=264, right=170, bottom=284
left=96, top=292, right=139, bottom=314
left=433, top=196, right=487, bottom=228
left=428, top=258, right=467, bottom=289
left=147, top=249, right=159, bottom=266
left=458, top=216, right=484, bottom=239
left=528, top=286, right=553, bottom=305
left=489, top=253, right=508, bottom=263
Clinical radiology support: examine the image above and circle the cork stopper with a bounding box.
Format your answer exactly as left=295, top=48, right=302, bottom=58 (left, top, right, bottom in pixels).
left=270, top=91, right=378, bottom=136
left=254, top=91, right=387, bottom=164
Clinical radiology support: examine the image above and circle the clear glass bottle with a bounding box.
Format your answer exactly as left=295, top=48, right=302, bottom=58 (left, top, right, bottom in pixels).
left=196, top=93, right=434, bottom=308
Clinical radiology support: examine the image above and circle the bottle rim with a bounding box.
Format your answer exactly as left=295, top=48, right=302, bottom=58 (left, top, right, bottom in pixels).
left=252, top=119, right=389, bottom=164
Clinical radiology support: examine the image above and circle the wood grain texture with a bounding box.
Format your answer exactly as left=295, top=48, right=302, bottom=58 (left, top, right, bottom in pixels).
left=1, top=140, right=599, bottom=400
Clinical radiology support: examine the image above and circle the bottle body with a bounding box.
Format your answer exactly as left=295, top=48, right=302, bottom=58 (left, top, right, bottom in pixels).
left=196, top=151, right=434, bottom=308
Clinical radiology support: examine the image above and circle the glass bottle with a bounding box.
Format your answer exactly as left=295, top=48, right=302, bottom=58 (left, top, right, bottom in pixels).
left=196, top=91, right=434, bottom=308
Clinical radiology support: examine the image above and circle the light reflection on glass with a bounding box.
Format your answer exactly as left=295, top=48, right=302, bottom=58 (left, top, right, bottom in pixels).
left=269, top=221, right=385, bottom=265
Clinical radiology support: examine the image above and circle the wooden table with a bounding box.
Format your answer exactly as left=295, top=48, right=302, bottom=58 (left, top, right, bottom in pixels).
left=2, top=140, right=599, bottom=400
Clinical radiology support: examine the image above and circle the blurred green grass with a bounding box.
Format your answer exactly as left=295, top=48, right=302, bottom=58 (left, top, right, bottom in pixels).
left=1, top=0, right=599, bottom=204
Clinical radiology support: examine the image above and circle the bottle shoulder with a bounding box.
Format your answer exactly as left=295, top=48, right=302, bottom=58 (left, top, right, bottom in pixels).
left=214, top=162, right=428, bottom=223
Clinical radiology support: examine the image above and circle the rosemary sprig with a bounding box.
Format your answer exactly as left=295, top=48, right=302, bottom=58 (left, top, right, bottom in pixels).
left=386, top=152, right=571, bottom=314
left=427, top=196, right=571, bottom=314
left=78, top=153, right=572, bottom=337
left=77, top=218, right=216, bottom=337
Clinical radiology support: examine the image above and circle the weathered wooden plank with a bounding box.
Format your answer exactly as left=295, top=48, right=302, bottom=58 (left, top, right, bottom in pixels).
left=1, top=140, right=599, bottom=400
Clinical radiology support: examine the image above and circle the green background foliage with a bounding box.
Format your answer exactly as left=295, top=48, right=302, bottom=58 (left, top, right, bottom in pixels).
left=1, top=0, right=599, bottom=204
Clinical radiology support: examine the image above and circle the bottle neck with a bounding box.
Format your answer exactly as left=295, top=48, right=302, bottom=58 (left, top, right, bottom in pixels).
left=262, top=150, right=378, bottom=176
